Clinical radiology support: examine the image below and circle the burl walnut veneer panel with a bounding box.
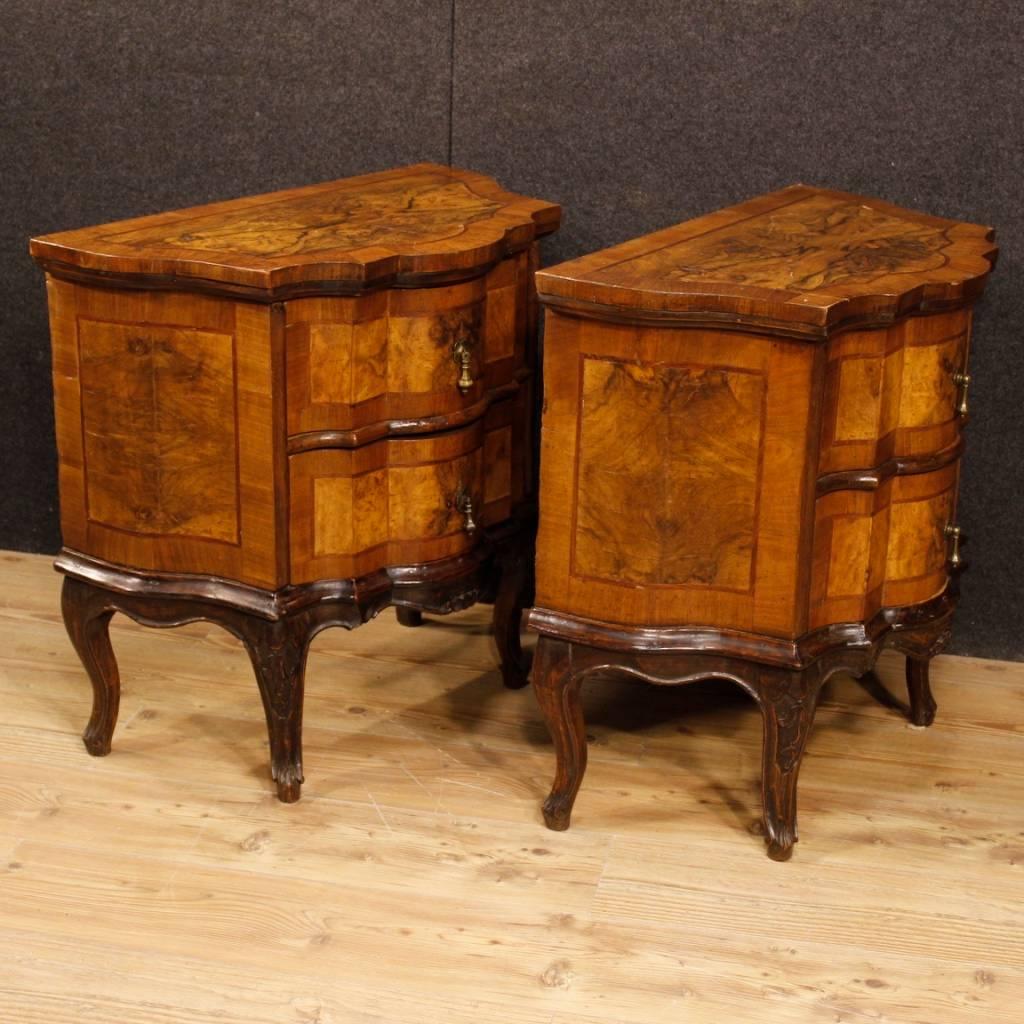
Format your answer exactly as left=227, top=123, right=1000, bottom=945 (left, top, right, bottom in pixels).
left=48, top=278, right=285, bottom=588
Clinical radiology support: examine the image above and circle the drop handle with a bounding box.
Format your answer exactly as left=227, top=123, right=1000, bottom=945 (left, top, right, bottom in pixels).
left=944, top=523, right=962, bottom=569
left=952, top=371, right=970, bottom=417
left=450, top=486, right=477, bottom=535
left=452, top=336, right=475, bottom=394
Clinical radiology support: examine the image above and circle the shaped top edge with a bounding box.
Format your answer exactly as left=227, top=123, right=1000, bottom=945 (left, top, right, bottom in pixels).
left=30, top=163, right=561, bottom=299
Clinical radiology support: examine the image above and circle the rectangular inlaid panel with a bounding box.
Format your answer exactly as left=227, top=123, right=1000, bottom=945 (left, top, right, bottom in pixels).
left=78, top=319, right=239, bottom=543
left=307, top=318, right=388, bottom=406
left=535, top=314, right=817, bottom=636
left=572, top=357, right=765, bottom=591
left=46, top=279, right=284, bottom=587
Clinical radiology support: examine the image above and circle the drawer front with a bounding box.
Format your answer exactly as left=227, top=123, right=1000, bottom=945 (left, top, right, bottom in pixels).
left=819, top=309, right=971, bottom=475
left=288, top=394, right=527, bottom=584
left=809, top=462, right=959, bottom=629
left=47, top=279, right=284, bottom=588
left=534, top=312, right=819, bottom=638
left=285, top=248, right=534, bottom=439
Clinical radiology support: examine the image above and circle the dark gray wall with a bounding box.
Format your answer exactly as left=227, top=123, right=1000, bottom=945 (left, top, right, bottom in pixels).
left=3, top=1, right=1022, bottom=658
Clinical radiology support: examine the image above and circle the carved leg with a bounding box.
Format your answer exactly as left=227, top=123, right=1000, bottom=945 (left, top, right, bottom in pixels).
left=61, top=576, right=120, bottom=756
left=395, top=607, right=423, bottom=628
left=532, top=638, right=587, bottom=829
left=755, top=666, right=822, bottom=861
left=905, top=656, right=937, bottom=727
left=241, top=617, right=313, bottom=803
left=493, top=548, right=531, bottom=689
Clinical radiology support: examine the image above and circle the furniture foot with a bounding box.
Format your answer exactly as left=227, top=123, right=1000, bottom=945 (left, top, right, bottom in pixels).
left=241, top=617, right=313, bottom=804
left=396, top=607, right=423, bottom=628
left=755, top=666, right=822, bottom=861
left=494, top=548, right=531, bottom=689
left=905, top=656, right=937, bottom=727
left=61, top=576, right=119, bottom=756
left=532, top=638, right=586, bottom=829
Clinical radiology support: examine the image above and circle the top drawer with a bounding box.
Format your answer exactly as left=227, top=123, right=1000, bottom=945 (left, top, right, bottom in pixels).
left=285, top=249, right=534, bottom=441
left=818, top=308, right=971, bottom=475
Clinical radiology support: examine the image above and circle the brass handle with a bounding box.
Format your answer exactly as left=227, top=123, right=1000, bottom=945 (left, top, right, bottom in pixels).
left=453, top=337, right=475, bottom=394
left=451, top=486, right=477, bottom=535
left=952, top=371, right=970, bottom=417
left=944, top=523, right=962, bottom=569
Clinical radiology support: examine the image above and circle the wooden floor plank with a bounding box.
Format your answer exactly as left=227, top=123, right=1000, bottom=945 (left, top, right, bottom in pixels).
left=1, top=551, right=1022, bottom=1023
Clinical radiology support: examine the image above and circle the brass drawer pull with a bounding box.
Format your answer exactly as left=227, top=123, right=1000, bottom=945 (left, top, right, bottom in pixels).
left=453, top=336, right=475, bottom=394
left=944, top=523, right=962, bottom=569
left=450, top=486, right=477, bottom=535
left=952, top=371, right=970, bottom=417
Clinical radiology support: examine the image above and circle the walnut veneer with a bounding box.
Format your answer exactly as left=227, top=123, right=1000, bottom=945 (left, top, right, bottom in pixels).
left=31, top=163, right=559, bottom=801
left=529, top=185, right=997, bottom=859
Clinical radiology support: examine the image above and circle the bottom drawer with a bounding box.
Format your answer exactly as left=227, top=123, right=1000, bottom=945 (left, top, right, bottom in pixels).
left=809, top=462, right=959, bottom=629
left=288, top=397, right=525, bottom=584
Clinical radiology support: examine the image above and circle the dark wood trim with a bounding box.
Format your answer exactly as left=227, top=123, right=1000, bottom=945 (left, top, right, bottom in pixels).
left=56, top=514, right=536, bottom=803
left=527, top=586, right=958, bottom=669
left=286, top=373, right=528, bottom=453
left=816, top=436, right=965, bottom=495
left=531, top=600, right=953, bottom=860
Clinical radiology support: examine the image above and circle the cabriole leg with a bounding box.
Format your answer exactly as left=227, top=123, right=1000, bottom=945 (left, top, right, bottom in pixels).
left=532, top=637, right=587, bottom=830
left=756, top=666, right=822, bottom=861
left=905, top=656, right=937, bottom=727
left=61, top=576, right=120, bottom=757
left=242, top=617, right=313, bottom=803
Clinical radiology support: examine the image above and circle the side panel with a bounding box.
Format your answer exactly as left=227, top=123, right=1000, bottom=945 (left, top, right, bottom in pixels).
left=534, top=312, right=819, bottom=637
left=48, top=278, right=285, bottom=587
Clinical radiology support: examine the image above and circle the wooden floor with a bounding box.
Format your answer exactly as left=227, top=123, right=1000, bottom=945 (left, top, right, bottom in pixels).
left=1, top=551, right=1022, bottom=1022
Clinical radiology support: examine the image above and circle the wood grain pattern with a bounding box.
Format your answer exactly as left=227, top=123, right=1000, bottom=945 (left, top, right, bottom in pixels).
left=809, top=463, right=959, bottom=629
left=48, top=278, right=285, bottom=588
left=4, top=551, right=1024, bottom=1021
left=30, top=164, right=560, bottom=299
left=535, top=312, right=817, bottom=637
left=573, top=357, right=764, bottom=589
left=285, top=248, right=532, bottom=438
left=536, top=185, right=996, bottom=337
left=819, top=308, right=970, bottom=474
left=78, top=318, right=239, bottom=542
left=289, top=401, right=523, bottom=585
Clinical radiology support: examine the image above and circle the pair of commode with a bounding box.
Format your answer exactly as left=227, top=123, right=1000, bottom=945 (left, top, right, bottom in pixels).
left=30, top=164, right=997, bottom=858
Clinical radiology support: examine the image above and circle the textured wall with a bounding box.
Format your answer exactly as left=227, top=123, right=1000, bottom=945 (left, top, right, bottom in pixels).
left=3, top=0, right=1022, bottom=657
left=450, top=0, right=1024, bottom=660
left=0, top=0, right=452, bottom=551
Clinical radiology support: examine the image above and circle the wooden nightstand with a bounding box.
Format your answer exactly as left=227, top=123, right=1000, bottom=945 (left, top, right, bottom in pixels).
left=30, top=163, right=559, bottom=801
left=529, top=185, right=996, bottom=859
